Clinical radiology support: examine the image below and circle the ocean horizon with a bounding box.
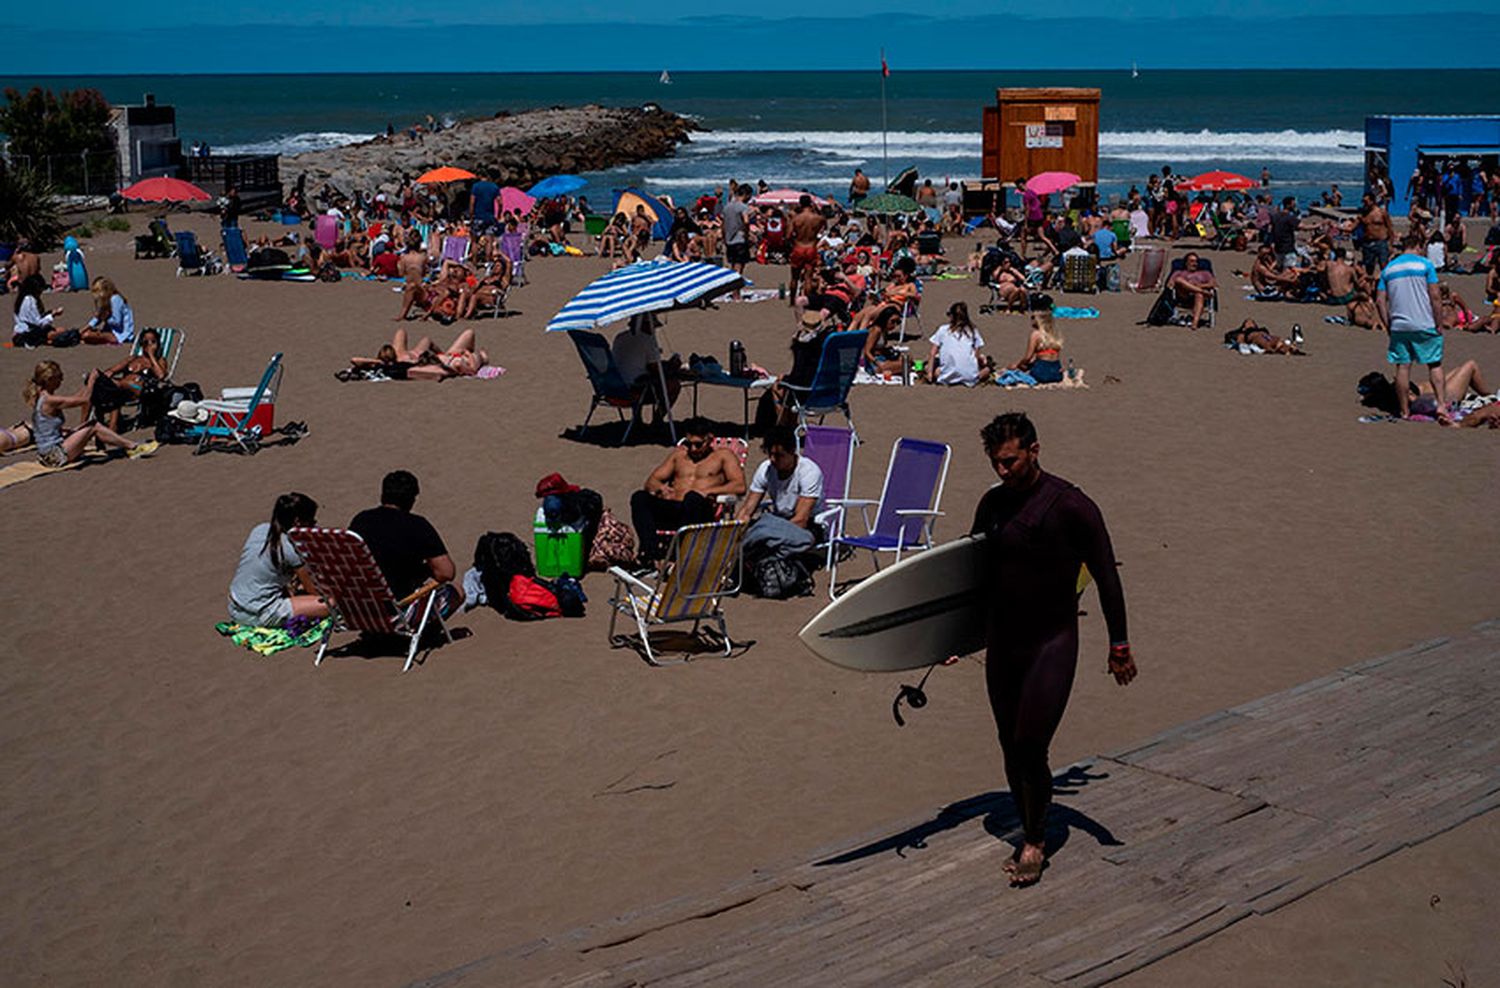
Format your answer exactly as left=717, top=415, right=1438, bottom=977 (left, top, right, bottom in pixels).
left=6, top=69, right=1498, bottom=203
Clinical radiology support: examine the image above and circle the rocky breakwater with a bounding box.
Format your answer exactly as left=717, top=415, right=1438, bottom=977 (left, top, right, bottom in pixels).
left=281, top=104, right=696, bottom=195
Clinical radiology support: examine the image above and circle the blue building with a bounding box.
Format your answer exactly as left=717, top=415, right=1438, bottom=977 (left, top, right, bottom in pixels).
left=1364, top=115, right=1500, bottom=216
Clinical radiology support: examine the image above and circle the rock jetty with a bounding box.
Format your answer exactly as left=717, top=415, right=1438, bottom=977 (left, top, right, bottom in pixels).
left=281, top=104, right=697, bottom=194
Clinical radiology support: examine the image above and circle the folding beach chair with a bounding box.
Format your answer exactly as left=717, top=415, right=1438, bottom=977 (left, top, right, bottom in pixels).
left=183, top=351, right=283, bottom=455
left=1129, top=246, right=1167, bottom=293
left=607, top=519, right=746, bottom=666
left=499, top=231, right=527, bottom=286
left=440, top=234, right=469, bottom=265
left=1062, top=252, right=1098, bottom=294
left=798, top=424, right=857, bottom=572
left=1165, top=256, right=1218, bottom=328
left=827, top=437, right=950, bottom=599
left=134, top=218, right=174, bottom=259
left=221, top=226, right=250, bottom=273
left=287, top=527, right=454, bottom=673
left=896, top=282, right=924, bottom=342
left=567, top=330, right=648, bottom=445
left=778, top=330, right=865, bottom=439
left=174, top=231, right=208, bottom=276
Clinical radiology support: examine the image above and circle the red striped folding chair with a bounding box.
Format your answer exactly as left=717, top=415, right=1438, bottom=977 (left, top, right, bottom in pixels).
left=288, top=527, right=454, bottom=672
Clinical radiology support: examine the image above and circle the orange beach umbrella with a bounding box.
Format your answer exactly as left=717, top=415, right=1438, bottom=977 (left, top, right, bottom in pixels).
left=416, top=166, right=477, bottom=185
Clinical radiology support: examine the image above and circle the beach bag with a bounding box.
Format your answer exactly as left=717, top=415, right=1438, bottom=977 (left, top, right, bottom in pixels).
left=506, top=574, right=562, bottom=620
left=1145, top=287, right=1176, bottom=326
left=588, top=509, right=636, bottom=570
left=473, top=531, right=535, bottom=613
left=747, top=553, right=813, bottom=600
left=551, top=574, right=587, bottom=617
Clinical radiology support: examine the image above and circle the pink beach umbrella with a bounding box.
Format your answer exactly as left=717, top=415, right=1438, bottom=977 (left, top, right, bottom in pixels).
left=501, top=186, right=537, bottom=214
left=752, top=188, right=829, bottom=207
left=1025, top=171, right=1083, bottom=196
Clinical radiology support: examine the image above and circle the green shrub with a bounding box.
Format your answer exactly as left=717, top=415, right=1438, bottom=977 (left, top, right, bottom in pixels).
left=0, top=161, right=65, bottom=247
left=100, top=216, right=131, bottom=232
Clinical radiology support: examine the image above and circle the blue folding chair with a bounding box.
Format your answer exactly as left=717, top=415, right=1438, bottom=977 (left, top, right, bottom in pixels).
left=174, top=231, right=206, bottom=276
left=567, top=330, right=647, bottom=445
left=779, top=330, right=865, bottom=439
left=221, top=226, right=250, bottom=272
left=827, top=437, right=951, bottom=598
left=183, top=352, right=283, bottom=455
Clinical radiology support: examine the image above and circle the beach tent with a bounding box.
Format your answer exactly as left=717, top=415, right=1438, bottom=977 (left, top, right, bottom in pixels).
left=612, top=188, right=673, bottom=241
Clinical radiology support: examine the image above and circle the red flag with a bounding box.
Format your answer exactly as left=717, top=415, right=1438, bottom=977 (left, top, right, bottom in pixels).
left=881, top=55, right=890, bottom=78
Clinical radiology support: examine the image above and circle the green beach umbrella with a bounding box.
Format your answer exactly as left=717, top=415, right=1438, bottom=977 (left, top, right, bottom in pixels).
left=859, top=192, right=922, bottom=215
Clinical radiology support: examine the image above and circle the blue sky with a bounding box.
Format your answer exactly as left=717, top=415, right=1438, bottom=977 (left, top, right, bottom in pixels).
left=3, top=5, right=1496, bottom=72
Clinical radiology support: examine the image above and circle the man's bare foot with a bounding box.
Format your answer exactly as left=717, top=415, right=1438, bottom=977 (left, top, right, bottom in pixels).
left=1005, top=843, right=1046, bottom=887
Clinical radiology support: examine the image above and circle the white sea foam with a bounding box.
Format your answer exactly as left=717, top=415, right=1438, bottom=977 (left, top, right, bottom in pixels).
left=684, top=128, right=1364, bottom=165
left=215, top=131, right=380, bottom=156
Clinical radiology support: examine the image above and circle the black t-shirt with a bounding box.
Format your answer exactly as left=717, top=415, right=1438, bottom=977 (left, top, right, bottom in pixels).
left=349, top=506, right=447, bottom=598
left=1269, top=210, right=1298, bottom=253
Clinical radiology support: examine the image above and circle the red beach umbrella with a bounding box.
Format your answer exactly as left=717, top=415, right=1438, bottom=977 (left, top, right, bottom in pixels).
left=1179, top=170, right=1256, bottom=192
left=119, top=176, right=212, bottom=202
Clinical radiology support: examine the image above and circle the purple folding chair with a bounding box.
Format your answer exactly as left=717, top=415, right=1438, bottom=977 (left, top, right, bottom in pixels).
left=827, top=437, right=951, bottom=599
left=440, top=233, right=469, bottom=265
left=499, top=230, right=527, bottom=285
left=798, top=425, right=857, bottom=573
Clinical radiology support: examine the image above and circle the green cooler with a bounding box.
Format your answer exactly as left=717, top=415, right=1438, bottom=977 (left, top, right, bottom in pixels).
left=534, top=508, right=585, bottom=578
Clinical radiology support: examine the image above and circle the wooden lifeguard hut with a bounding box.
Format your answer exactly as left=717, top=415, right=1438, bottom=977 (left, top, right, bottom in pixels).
left=975, top=87, right=1101, bottom=209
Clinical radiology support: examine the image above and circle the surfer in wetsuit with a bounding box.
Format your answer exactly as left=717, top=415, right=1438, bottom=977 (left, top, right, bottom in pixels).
left=969, top=412, right=1135, bottom=886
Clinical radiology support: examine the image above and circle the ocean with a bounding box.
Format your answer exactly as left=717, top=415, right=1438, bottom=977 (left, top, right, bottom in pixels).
left=5, top=70, right=1498, bottom=205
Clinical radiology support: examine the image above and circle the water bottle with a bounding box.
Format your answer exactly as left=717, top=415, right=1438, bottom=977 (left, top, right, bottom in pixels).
left=729, top=339, right=746, bottom=377
left=1067, top=357, right=1077, bottom=381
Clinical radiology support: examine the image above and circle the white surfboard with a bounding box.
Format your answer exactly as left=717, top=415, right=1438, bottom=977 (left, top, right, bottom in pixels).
left=798, top=536, right=990, bottom=672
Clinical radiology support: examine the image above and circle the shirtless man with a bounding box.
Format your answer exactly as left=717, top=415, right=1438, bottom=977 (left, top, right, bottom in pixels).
left=1250, top=246, right=1299, bottom=296
left=1325, top=248, right=1362, bottom=320
left=628, top=417, right=747, bottom=562
left=395, top=232, right=430, bottom=321
left=1359, top=193, right=1393, bottom=274
left=788, top=195, right=826, bottom=307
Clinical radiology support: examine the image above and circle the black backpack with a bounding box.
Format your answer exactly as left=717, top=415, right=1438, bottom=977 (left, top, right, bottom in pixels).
left=1145, top=286, right=1176, bottom=326
left=748, top=554, right=813, bottom=600
left=473, top=531, right=534, bottom=614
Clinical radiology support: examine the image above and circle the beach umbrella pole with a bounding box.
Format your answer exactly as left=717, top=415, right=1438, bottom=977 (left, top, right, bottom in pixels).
left=656, top=360, right=678, bottom=445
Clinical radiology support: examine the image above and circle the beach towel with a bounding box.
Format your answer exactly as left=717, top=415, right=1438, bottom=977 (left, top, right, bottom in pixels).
left=995, top=369, right=1089, bottom=390
left=215, top=618, right=333, bottom=656
left=933, top=272, right=970, bottom=281
left=722, top=288, right=778, bottom=304
left=0, top=453, right=107, bottom=490
left=1053, top=306, right=1099, bottom=319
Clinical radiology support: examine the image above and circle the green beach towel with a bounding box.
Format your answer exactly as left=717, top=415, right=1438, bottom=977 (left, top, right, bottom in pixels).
left=215, top=618, right=331, bottom=655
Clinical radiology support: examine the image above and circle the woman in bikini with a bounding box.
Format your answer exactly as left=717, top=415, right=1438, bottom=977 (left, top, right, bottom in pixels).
left=84, top=326, right=170, bottom=430
left=349, top=328, right=489, bottom=381
left=1011, top=310, right=1069, bottom=381
left=1223, top=318, right=1306, bottom=355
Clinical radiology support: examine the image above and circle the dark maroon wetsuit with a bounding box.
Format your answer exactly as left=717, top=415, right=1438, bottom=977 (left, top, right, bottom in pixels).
left=970, top=471, right=1128, bottom=846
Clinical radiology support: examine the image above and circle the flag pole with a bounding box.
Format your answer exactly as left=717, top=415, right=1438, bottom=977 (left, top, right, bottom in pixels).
left=880, top=48, right=889, bottom=188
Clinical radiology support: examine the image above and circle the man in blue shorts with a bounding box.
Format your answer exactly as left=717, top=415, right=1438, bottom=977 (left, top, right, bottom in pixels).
left=1377, top=231, right=1451, bottom=422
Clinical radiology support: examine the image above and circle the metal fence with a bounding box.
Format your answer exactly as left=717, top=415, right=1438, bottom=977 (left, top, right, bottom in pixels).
left=6, top=150, right=120, bottom=196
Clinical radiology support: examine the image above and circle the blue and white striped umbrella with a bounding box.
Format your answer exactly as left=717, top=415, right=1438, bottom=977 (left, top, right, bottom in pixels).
left=545, top=260, right=746, bottom=333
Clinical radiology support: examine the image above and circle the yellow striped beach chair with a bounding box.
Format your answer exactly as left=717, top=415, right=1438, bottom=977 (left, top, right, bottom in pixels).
left=607, top=519, right=746, bottom=666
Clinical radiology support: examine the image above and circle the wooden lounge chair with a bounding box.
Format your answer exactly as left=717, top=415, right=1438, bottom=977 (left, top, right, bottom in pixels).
left=607, top=519, right=746, bottom=666
left=288, top=527, right=454, bottom=672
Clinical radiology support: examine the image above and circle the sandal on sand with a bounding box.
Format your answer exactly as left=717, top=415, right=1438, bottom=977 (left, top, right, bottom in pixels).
left=127, top=440, right=160, bottom=460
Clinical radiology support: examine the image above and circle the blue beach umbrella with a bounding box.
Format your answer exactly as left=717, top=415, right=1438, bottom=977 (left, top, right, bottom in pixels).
left=528, top=174, right=588, bottom=198
left=545, top=260, right=745, bottom=333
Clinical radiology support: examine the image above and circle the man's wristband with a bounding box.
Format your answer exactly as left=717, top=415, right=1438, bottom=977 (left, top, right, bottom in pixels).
left=1109, top=642, right=1132, bottom=660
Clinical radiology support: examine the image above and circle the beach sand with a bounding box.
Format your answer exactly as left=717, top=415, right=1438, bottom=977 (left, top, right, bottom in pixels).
left=1, top=212, right=1497, bottom=986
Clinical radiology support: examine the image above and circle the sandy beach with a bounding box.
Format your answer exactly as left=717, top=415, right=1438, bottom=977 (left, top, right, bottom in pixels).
left=2, top=210, right=1498, bottom=986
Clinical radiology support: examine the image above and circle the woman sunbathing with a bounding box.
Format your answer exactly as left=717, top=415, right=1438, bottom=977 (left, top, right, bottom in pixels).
left=1010, top=310, right=1068, bottom=381
left=349, top=327, right=490, bottom=381
left=1223, top=318, right=1306, bottom=355
left=1358, top=360, right=1494, bottom=425
left=22, top=360, right=153, bottom=465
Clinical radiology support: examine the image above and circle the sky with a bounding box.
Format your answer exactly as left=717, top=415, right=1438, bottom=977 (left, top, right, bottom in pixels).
left=2, top=5, right=1497, bottom=72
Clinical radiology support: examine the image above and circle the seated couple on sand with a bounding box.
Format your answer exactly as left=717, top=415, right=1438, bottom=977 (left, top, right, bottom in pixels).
left=344, top=327, right=489, bottom=381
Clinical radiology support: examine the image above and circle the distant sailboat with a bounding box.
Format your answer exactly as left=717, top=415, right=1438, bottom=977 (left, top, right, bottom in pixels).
left=660, top=70, right=672, bottom=85
left=1131, top=61, right=1139, bottom=79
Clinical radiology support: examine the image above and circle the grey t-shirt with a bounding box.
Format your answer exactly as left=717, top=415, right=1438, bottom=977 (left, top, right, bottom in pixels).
left=228, top=522, right=302, bottom=621
left=750, top=456, right=824, bottom=518
left=722, top=199, right=752, bottom=245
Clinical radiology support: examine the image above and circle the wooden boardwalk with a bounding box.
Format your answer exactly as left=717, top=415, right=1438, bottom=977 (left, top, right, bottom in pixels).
left=411, top=621, right=1500, bottom=988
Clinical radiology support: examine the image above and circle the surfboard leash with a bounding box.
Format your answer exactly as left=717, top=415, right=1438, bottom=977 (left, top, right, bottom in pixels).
left=892, top=661, right=943, bottom=727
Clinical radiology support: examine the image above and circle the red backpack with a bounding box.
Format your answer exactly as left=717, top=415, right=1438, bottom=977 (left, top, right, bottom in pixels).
left=506, top=574, right=562, bottom=620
